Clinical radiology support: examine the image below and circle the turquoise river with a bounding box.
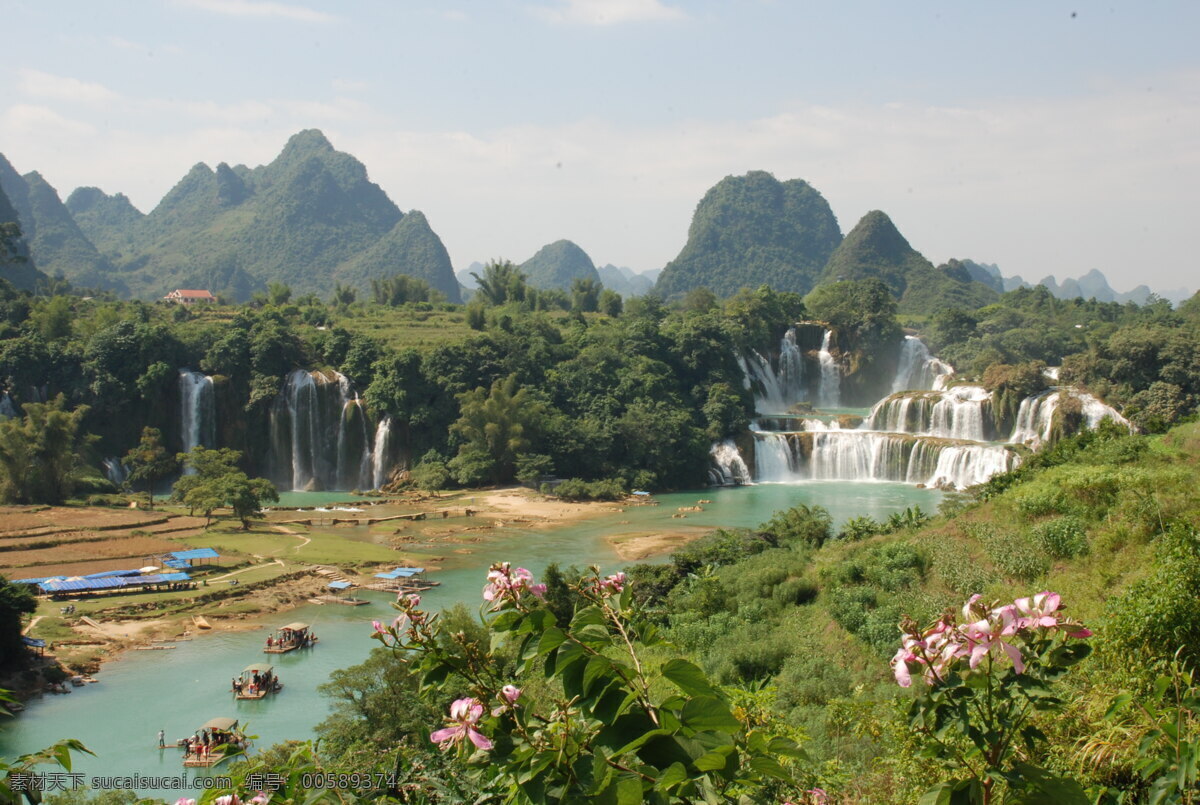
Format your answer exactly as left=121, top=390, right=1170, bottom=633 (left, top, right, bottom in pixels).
left=0, top=481, right=941, bottom=796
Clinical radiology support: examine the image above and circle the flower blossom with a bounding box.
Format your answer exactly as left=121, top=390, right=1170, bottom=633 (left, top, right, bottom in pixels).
left=249, top=793, right=270, bottom=805
left=214, top=796, right=242, bottom=805
left=430, top=697, right=493, bottom=751
left=963, top=603, right=1025, bottom=674
left=599, top=572, right=626, bottom=594
left=893, top=592, right=1093, bottom=689
left=493, top=684, right=522, bottom=715
left=482, top=562, right=547, bottom=609
left=176, top=799, right=197, bottom=805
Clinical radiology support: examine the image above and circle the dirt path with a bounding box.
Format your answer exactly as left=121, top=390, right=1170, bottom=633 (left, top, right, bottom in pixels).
left=22, top=615, right=42, bottom=635
left=272, top=524, right=311, bottom=551
left=210, top=559, right=285, bottom=581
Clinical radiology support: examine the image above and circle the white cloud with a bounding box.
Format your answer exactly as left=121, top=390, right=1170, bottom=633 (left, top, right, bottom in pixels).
left=173, top=0, right=337, bottom=24
left=17, top=69, right=118, bottom=105
left=533, top=0, right=686, bottom=26
left=1, top=105, right=97, bottom=137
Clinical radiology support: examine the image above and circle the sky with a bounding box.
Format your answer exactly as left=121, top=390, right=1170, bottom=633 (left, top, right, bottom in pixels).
left=1, top=0, right=1198, bottom=295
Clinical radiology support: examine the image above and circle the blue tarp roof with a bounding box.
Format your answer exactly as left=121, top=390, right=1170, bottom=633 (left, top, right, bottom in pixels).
left=327, top=580, right=352, bottom=590
left=164, top=558, right=190, bottom=569
left=167, top=548, right=220, bottom=561
left=12, top=576, right=57, bottom=585
left=84, top=569, right=141, bottom=579
left=22, top=636, right=46, bottom=648
left=37, top=572, right=190, bottom=593
left=373, top=567, right=426, bottom=579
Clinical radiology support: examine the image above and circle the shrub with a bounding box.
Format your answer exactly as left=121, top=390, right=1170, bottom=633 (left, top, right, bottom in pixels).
left=933, top=540, right=998, bottom=596
left=773, top=578, right=818, bottom=606
left=759, top=503, right=833, bottom=548
left=838, top=515, right=881, bottom=541
left=551, top=477, right=626, bottom=501
left=1029, top=516, right=1089, bottom=559
left=982, top=530, right=1048, bottom=582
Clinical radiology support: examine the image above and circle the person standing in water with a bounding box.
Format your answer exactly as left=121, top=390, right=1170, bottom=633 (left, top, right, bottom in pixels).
left=157, top=729, right=165, bottom=748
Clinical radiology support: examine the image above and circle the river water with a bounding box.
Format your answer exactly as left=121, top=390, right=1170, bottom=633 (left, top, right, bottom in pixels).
left=0, top=481, right=940, bottom=795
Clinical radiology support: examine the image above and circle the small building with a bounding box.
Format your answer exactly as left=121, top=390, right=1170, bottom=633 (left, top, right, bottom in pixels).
left=164, top=289, right=217, bottom=306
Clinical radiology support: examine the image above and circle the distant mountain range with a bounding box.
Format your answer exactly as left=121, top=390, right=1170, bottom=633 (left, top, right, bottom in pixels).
left=0, top=130, right=460, bottom=303
left=651, top=170, right=1193, bottom=310
left=0, top=145, right=1189, bottom=309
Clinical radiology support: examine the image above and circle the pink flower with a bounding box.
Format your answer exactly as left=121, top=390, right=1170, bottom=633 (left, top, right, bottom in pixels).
left=600, top=572, right=626, bottom=594
left=249, top=794, right=270, bottom=805
left=401, top=593, right=421, bottom=608
left=1015, top=591, right=1062, bottom=629
left=214, top=796, right=241, bottom=805
left=371, top=620, right=385, bottom=635
left=807, top=790, right=829, bottom=805
left=176, top=799, right=197, bottom=805
left=963, top=605, right=1025, bottom=674
left=482, top=563, right=546, bottom=608
left=430, top=697, right=493, bottom=751
left=1064, top=626, right=1093, bottom=639
left=891, top=645, right=915, bottom=688
left=501, top=684, right=521, bottom=704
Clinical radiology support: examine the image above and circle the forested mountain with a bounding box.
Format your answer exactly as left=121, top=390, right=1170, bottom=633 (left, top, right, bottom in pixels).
left=596, top=263, right=654, bottom=297
left=654, top=171, right=843, bottom=299
left=63, top=186, right=146, bottom=259
left=0, top=155, right=126, bottom=293
left=820, top=210, right=999, bottom=313
left=3, top=131, right=460, bottom=303
left=0, top=182, right=44, bottom=292
left=518, top=239, right=601, bottom=290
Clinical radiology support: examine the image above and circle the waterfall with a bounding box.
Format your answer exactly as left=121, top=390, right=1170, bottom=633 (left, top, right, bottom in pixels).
left=102, top=457, right=128, bottom=486
left=0, top=392, right=16, bottom=418
left=709, top=440, right=751, bottom=485
left=372, top=416, right=394, bottom=489
left=778, top=328, right=805, bottom=403
left=1009, top=389, right=1129, bottom=448
left=866, top=386, right=992, bottom=441
left=817, top=330, right=841, bottom=408
left=178, top=369, right=217, bottom=458
left=892, top=336, right=954, bottom=393
left=751, top=430, right=1017, bottom=491
left=1009, top=392, right=1059, bottom=447
left=269, top=369, right=376, bottom=491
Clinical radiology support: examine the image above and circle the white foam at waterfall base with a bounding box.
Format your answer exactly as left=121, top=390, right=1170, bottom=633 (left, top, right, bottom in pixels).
left=101, top=457, right=128, bottom=486
left=864, top=385, right=990, bottom=441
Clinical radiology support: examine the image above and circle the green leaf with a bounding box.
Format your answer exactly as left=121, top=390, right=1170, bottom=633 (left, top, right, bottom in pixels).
left=680, top=697, right=741, bottom=733
left=660, top=658, right=719, bottom=698
left=748, top=754, right=790, bottom=780
left=614, top=773, right=643, bottom=805
left=917, top=779, right=984, bottom=805
left=583, top=655, right=614, bottom=696
left=693, top=749, right=731, bottom=772
left=536, top=626, right=567, bottom=657
left=1103, top=692, right=1133, bottom=721
left=654, top=762, right=688, bottom=792
left=1008, top=762, right=1089, bottom=804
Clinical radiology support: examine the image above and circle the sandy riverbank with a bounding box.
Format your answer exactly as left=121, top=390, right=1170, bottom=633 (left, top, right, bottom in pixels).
left=21, top=487, right=695, bottom=679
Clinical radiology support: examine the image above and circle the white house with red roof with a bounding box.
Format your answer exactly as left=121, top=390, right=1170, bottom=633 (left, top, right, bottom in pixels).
left=164, top=289, right=217, bottom=305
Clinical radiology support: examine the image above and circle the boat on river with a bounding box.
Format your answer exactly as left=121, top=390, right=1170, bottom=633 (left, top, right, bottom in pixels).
left=232, top=663, right=281, bottom=699
left=181, top=717, right=248, bottom=767
left=263, top=622, right=317, bottom=653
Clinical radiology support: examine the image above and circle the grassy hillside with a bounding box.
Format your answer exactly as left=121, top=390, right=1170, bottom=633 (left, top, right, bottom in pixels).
left=632, top=420, right=1200, bottom=801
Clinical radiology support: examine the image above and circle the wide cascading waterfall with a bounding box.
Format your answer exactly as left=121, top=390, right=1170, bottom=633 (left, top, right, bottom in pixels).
left=178, top=369, right=217, bottom=456
left=892, top=335, right=954, bottom=393
left=817, top=330, right=841, bottom=408
left=372, top=416, right=394, bottom=489
left=865, top=386, right=992, bottom=442
left=269, top=369, right=377, bottom=491
left=750, top=429, right=1017, bottom=490
left=709, top=440, right=752, bottom=485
